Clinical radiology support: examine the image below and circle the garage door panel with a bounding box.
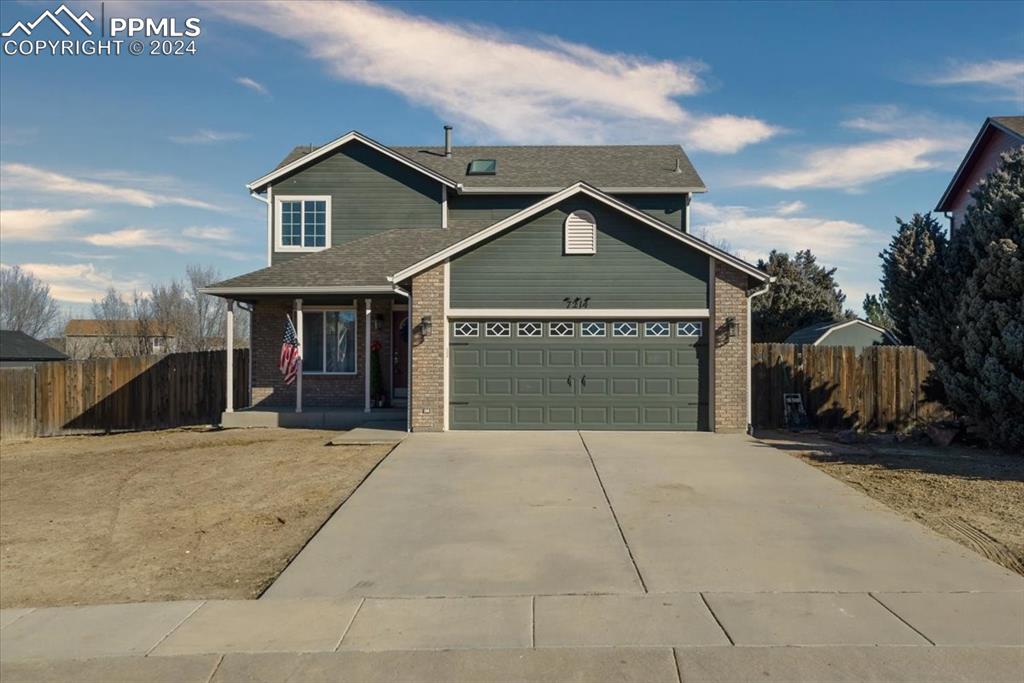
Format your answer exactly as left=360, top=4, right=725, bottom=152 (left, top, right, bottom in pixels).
left=450, top=320, right=707, bottom=430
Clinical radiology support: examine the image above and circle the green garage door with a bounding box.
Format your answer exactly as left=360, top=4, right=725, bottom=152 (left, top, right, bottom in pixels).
left=449, top=320, right=709, bottom=430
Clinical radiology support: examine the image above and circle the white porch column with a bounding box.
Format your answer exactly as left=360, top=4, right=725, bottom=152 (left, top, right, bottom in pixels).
left=225, top=300, right=235, bottom=413
left=364, top=297, right=372, bottom=413
left=294, top=298, right=303, bottom=413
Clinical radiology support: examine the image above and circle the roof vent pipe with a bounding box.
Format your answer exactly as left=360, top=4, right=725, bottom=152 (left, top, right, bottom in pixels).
left=674, top=158, right=682, bottom=173
left=444, top=125, right=453, bottom=158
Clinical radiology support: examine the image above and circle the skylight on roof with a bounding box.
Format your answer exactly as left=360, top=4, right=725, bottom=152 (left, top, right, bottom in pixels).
left=467, top=159, right=497, bottom=175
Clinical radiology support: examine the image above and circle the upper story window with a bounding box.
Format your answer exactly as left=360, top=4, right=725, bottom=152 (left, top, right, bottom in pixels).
left=564, top=210, right=597, bottom=254
left=276, top=196, right=331, bottom=251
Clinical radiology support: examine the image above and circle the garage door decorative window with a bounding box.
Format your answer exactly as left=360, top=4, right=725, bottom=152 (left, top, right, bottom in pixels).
left=517, top=321, right=542, bottom=337
left=453, top=321, right=479, bottom=337
left=613, top=321, right=638, bottom=337
left=549, top=321, right=574, bottom=337
left=581, top=321, right=606, bottom=337
left=644, top=321, right=670, bottom=337
left=678, top=321, right=703, bottom=337
left=485, top=321, right=511, bottom=337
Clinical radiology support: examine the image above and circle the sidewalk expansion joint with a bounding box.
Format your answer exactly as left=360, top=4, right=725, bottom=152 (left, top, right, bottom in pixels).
left=698, top=592, right=735, bottom=646
left=868, top=592, right=936, bottom=645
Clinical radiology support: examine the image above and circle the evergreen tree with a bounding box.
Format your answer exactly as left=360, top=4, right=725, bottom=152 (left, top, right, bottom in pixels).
left=752, top=249, right=851, bottom=342
left=879, top=213, right=947, bottom=345
left=862, top=293, right=895, bottom=333
left=915, top=146, right=1024, bottom=450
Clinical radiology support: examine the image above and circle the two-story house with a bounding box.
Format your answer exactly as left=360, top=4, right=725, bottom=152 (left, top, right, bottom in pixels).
left=204, top=128, right=770, bottom=432
left=936, top=116, right=1024, bottom=233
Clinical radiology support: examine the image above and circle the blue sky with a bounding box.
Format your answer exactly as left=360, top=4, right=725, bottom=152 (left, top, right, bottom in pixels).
left=1, top=0, right=1021, bottom=314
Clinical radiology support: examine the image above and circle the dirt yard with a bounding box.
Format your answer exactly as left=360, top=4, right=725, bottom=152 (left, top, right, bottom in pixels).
left=0, top=428, right=394, bottom=608
left=759, top=430, right=1024, bottom=576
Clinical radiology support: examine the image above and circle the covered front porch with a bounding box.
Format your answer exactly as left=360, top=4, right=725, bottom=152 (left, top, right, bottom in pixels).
left=217, top=291, right=415, bottom=430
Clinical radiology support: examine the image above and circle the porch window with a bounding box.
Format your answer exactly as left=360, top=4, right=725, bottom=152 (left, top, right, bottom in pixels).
left=302, top=309, right=356, bottom=374
left=276, top=196, right=331, bottom=251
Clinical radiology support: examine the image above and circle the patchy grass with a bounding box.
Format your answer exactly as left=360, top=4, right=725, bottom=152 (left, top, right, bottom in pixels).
left=0, top=428, right=394, bottom=608
left=759, top=430, right=1024, bottom=577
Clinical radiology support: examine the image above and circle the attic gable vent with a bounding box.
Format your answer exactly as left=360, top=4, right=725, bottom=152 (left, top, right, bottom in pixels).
left=564, top=210, right=597, bottom=254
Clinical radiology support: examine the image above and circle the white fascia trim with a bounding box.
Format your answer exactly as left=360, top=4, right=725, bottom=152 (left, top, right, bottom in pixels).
left=247, top=131, right=457, bottom=192
left=814, top=319, right=900, bottom=345
left=199, top=286, right=396, bottom=296
left=456, top=185, right=707, bottom=194
left=446, top=308, right=710, bottom=319
left=390, top=182, right=768, bottom=283
left=274, top=195, right=332, bottom=253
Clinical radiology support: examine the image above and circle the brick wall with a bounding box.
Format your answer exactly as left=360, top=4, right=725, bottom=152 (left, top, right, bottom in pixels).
left=713, top=264, right=749, bottom=433
left=251, top=298, right=393, bottom=409
left=410, top=262, right=446, bottom=431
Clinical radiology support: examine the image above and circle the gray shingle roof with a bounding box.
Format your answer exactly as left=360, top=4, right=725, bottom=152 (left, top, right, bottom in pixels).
left=0, top=330, right=67, bottom=361
left=207, top=226, right=482, bottom=292
left=784, top=319, right=895, bottom=345
left=275, top=143, right=704, bottom=191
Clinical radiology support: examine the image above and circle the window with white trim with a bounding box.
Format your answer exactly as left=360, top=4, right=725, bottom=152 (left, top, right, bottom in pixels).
left=548, top=321, right=574, bottom=337
left=677, top=321, right=703, bottom=337
left=302, top=309, right=356, bottom=374
left=276, top=196, right=331, bottom=251
left=580, top=321, right=606, bottom=337
left=453, top=321, right=478, bottom=337
left=564, top=210, right=597, bottom=254
left=485, top=321, right=511, bottom=337
left=517, top=321, right=542, bottom=337
left=645, top=321, right=670, bottom=337
left=613, top=321, right=638, bottom=337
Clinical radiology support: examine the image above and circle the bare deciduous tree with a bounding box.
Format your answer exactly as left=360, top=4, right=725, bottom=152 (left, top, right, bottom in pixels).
left=0, top=265, right=63, bottom=338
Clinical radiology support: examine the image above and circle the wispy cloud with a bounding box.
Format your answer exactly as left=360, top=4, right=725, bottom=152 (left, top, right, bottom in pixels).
left=924, top=59, right=1024, bottom=103
left=182, top=226, right=235, bottom=241
left=6, top=262, right=146, bottom=303
left=208, top=1, right=779, bottom=153
left=169, top=129, right=247, bottom=144
left=235, top=76, right=269, bottom=96
left=81, top=228, right=193, bottom=253
left=0, top=163, right=222, bottom=211
left=0, top=208, right=93, bottom=241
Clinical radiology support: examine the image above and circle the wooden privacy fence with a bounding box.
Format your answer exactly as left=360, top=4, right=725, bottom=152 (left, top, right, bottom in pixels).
left=0, top=350, right=249, bottom=440
left=751, top=344, right=946, bottom=431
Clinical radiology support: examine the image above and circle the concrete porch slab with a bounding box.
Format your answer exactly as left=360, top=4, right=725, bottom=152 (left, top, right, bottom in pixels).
left=0, top=601, right=203, bottom=661
left=212, top=648, right=680, bottom=683
left=534, top=593, right=728, bottom=647
left=702, top=592, right=929, bottom=645
left=339, top=597, right=532, bottom=651
left=329, top=426, right=407, bottom=445
left=871, top=591, right=1024, bottom=645
left=675, top=646, right=1024, bottom=683
left=221, top=407, right=405, bottom=430
left=0, top=655, right=221, bottom=683
left=151, top=598, right=362, bottom=656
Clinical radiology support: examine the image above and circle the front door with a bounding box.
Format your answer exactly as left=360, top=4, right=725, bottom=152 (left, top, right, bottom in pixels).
left=392, top=310, right=408, bottom=398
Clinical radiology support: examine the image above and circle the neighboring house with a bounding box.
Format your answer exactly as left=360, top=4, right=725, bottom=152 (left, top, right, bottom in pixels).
left=936, top=116, right=1024, bottom=233
left=64, top=320, right=177, bottom=359
left=0, top=330, right=68, bottom=367
left=785, top=319, right=899, bottom=352
left=204, top=128, right=771, bottom=432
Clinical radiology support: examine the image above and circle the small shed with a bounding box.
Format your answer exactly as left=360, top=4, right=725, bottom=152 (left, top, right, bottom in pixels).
left=0, top=330, right=68, bottom=367
left=785, top=319, right=899, bottom=352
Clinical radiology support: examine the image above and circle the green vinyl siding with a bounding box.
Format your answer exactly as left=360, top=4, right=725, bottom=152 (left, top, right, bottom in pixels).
left=614, top=193, right=687, bottom=231
left=447, top=194, right=547, bottom=230
left=449, top=196, right=709, bottom=309
left=270, top=141, right=442, bottom=264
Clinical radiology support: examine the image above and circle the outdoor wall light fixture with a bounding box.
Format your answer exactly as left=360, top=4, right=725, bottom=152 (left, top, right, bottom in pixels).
left=725, top=316, right=739, bottom=337
left=420, top=315, right=433, bottom=337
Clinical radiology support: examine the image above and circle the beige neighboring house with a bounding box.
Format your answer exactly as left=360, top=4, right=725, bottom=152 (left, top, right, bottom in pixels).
left=64, top=320, right=178, bottom=359
left=936, top=115, right=1024, bottom=233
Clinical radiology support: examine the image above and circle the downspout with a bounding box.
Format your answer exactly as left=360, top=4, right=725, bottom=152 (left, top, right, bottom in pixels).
left=746, top=278, right=774, bottom=435
left=238, top=301, right=255, bottom=409
left=942, top=211, right=954, bottom=235
left=393, top=285, right=412, bottom=432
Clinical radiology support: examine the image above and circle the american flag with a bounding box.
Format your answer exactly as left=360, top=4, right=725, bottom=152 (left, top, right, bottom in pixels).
left=279, top=316, right=301, bottom=385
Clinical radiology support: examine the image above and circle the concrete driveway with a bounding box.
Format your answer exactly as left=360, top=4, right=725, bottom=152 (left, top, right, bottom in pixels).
left=265, top=430, right=1021, bottom=598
